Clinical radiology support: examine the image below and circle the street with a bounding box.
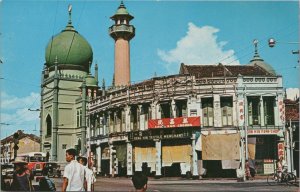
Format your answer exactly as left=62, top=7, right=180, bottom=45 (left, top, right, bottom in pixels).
left=49, top=176, right=299, bottom=192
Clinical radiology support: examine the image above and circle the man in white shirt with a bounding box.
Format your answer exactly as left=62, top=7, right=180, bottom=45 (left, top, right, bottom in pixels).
left=62, top=148, right=86, bottom=192
left=77, top=156, right=96, bottom=192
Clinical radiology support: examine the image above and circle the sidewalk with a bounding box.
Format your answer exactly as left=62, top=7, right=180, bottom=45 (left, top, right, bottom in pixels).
left=96, top=175, right=270, bottom=184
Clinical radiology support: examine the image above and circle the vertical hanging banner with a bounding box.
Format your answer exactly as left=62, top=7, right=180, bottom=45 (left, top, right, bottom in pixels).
left=277, top=142, right=284, bottom=159
left=278, top=99, right=285, bottom=125
left=238, top=100, right=244, bottom=127
left=148, top=116, right=200, bottom=128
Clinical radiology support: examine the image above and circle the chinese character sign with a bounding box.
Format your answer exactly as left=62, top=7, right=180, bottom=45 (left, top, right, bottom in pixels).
left=148, top=116, right=201, bottom=128
left=238, top=100, right=244, bottom=126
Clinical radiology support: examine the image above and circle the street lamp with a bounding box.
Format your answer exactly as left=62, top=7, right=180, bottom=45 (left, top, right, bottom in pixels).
left=268, top=38, right=299, bottom=56
left=268, top=38, right=299, bottom=48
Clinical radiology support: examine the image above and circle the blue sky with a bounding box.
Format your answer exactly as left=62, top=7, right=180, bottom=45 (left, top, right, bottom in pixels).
left=0, top=0, right=299, bottom=138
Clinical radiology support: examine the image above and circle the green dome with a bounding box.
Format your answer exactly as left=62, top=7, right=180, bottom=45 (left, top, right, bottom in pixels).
left=85, top=74, right=98, bottom=87
left=45, top=24, right=93, bottom=71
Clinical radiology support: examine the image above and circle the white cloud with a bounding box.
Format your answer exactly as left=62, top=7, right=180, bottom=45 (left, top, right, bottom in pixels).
left=158, top=22, right=240, bottom=74
left=1, top=92, right=40, bottom=139
left=286, top=88, right=299, bottom=100
left=2, top=92, right=40, bottom=110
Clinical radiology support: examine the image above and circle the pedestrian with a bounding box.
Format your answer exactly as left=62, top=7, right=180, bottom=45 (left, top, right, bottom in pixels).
left=132, top=172, right=148, bottom=192
left=38, top=164, right=56, bottom=191
left=77, top=156, right=96, bottom=192
left=10, top=156, right=34, bottom=191
left=249, top=160, right=256, bottom=180
left=62, top=148, right=86, bottom=192
left=277, top=156, right=284, bottom=180
left=245, top=160, right=251, bottom=180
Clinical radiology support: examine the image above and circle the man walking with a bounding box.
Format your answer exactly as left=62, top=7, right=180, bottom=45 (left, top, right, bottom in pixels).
left=62, top=148, right=86, bottom=192
left=77, top=156, right=96, bottom=192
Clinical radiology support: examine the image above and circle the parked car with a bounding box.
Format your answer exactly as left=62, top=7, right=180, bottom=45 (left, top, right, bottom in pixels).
left=44, top=162, right=61, bottom=178
left=1, top=164, right=14, bottom=178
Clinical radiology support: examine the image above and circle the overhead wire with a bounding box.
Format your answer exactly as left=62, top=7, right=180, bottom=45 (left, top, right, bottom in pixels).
left=2, top=1, right=60, bottom=134
left=216, top=22, right=297, bottom=65
left=47, top=0, right=60, bottom=63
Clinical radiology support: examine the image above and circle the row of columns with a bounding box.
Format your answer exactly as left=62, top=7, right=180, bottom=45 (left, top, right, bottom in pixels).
left=94, top=134, right=199, bottom=177
left=92, top=96, right=199, bottom=135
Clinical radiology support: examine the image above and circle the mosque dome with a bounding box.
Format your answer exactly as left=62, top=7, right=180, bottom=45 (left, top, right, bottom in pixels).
left=45, top=11, right=93, bottom=72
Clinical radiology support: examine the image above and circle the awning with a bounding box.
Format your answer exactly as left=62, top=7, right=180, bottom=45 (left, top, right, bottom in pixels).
left=134, top=147, right=156, bottom=172
left=248, top=137, right=256, bottom=160
left=162, top=144, right=191, bottom=166
left=202, top=133, right=240, bottom=160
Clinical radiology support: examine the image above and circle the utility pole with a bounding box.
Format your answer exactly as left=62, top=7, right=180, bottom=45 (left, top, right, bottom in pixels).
left=33, top=124, right=37, bottom=151
left=288, top=119, right=295, bottom=173
left=13, top=132, right=19, bottom=160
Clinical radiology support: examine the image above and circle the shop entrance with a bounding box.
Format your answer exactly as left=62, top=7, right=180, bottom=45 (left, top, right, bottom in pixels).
left=162, top=163, right=181, bottom=177
left=204, top=160, right=236, bottom=178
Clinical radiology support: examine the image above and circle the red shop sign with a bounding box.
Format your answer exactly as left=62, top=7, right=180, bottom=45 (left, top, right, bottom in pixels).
left=148, top=116, right=201, bottom=129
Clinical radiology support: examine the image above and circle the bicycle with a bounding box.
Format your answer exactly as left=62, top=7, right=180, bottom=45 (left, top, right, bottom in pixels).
left=283, top=171, right=297, bottom=186
left=267, top=170, right=297, bottom=186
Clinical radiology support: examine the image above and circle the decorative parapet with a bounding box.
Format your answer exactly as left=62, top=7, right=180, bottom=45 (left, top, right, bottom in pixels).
left=243, top=77, right=278, bottom=83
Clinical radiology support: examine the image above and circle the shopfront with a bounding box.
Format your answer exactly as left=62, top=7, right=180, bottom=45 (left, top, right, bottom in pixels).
left=247, top=129, right=283, bottom=175
left=128, top=127, right=198, bottom=177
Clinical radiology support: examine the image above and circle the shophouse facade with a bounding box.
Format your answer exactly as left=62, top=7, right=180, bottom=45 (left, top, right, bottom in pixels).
left=87, top=51, right=285, bottom=178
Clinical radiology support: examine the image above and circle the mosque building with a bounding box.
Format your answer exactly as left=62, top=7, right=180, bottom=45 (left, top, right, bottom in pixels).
left=40, top=5, right=99, bottom=162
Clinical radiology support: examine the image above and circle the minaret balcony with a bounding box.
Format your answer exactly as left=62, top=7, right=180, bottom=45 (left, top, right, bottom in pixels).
left=109, top=24, right=135, bottom=40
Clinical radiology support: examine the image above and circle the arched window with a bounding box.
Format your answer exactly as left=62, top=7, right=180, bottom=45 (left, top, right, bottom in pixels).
left=46, top=115, right=52, bottom=136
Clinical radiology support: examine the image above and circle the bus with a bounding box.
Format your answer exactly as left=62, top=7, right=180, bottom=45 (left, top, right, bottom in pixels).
left=17, top=152, right=47, bottom=176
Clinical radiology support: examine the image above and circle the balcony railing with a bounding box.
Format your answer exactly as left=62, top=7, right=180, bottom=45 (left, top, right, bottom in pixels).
left=109, top=25, right=135, bottom=34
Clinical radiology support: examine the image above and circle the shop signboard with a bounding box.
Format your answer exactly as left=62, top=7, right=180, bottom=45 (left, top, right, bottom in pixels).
left=128, top=129, right=193, bottom=141
left=264, top=163, right=275, bottom=174
left=247, top=129, right=280, bottom=135
left=148, top=116, right=201, bottom=129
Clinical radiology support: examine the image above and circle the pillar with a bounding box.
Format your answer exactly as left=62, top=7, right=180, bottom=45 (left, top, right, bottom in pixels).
left=260, top=96, right=265, bottom=126
left=96, top=145, right=101, bottom=174
left=125, top=105, right=131, bottom=132
left=155, top=139, right=161, bottom=178
left=95, top=63, right=99, bottom=86
left=213, top=94, right=221, bottom=127
left=109, top=144, right=117, bottom=177
left=191, top=134, right=199, bottom=177
left=151, top=102, right=157, bottom=119
left=171, top=99, right=176, bottom=118
left=81, top=79, right=87, bottom=155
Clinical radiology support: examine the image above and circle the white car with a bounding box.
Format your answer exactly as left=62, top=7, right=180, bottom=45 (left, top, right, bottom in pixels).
left=1, top=164, right=14, bottom=178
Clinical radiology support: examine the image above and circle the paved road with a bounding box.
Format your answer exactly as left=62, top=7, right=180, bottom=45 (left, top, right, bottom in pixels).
left=50, top=176, right=299, bottom=192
